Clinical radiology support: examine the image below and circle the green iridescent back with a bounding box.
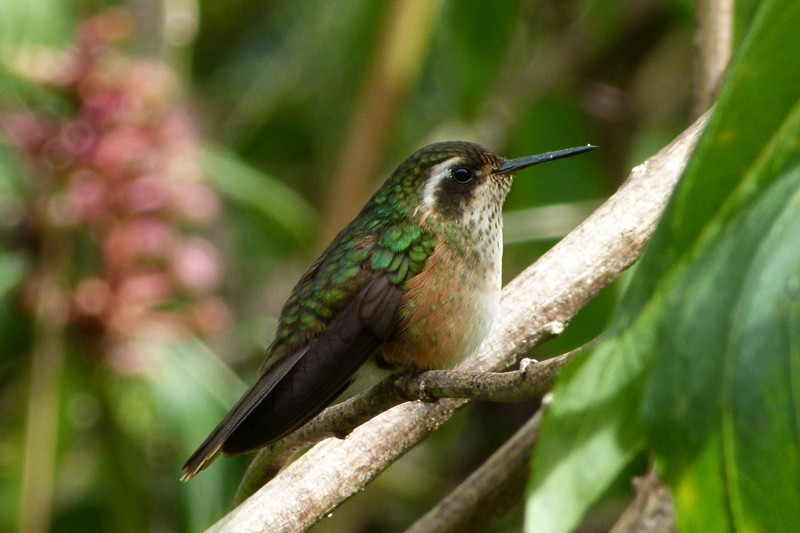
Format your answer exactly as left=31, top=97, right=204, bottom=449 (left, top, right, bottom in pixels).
left=266, top=142, right=488, bottom=361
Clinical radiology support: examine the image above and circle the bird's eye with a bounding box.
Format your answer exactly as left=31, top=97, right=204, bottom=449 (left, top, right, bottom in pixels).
left=451, top=166, right=475, bottom=184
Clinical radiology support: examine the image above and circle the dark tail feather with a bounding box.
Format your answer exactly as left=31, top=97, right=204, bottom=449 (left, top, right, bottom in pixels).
left=180, top=326, right=379, bottom=479
left=181, top=274, right=402, bottom=480
left=180, top=348, right=307, bottom=481
left=220, top=276, right=402, bottom=454
left=221, top=331, right=381, bottom=455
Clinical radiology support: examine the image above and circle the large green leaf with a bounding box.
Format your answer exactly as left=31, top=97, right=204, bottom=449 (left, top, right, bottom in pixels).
left=525, top=0, right=800, bottom=531
left=642, top=157, right=800, bottom=531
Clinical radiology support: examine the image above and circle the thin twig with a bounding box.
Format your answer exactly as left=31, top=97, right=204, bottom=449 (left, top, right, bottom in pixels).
left=610, top=467, right=675, bottom=533
left=693, top=0, right=733, bottom=116
left=406, top=405, right=547, bottom=533
left=207, top=113, right=708, bottom=533
left=395, top=349, right=582, bottom=404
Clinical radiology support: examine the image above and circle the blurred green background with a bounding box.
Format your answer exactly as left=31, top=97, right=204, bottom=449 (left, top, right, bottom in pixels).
left=0, top=1, right=697, bottom=531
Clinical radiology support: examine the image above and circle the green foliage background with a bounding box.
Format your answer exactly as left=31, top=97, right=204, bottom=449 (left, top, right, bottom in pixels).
left=1, top=0, right=795, bottom=532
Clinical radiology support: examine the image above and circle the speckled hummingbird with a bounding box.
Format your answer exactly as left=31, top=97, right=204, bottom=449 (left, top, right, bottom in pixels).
left=181, top=141, right=595, bottom=480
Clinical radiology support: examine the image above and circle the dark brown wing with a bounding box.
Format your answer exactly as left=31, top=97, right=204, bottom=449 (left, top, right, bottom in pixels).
left=180, top=273, right=402, bottom=480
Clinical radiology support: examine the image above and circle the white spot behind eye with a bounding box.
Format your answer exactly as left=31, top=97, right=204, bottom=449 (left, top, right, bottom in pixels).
left=420, top=159, right=459, bottom=212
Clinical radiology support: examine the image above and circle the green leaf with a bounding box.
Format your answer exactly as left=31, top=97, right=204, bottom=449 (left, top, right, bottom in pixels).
left=0, top=0, right=71, bottom=47
left=645, top=164, right=800, bottom=530
left=524, top=333, right=648, bottom=533
left=0, top=253, right=29, bottom=370
left=0, top=253, right=24, bottom=301
left=0, top=0, right=73, bottom=103
left=525, top=0, right=800, bottom=531
left=201, top=145, right=319, bottom=246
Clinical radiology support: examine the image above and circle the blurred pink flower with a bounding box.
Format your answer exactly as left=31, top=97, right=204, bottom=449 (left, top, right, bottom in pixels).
left=67, top=169, right=107, bottom=221
left=4, top=8, right=233, bottom=373
left=171, top=238, right=223, bottom=294
left=167, top=179, right=220, bottom=224
left=73, top=278, right=112, bottom=316
left=105, top=219, right=174, bottom=271
left=124, top=174, right=169, bottom=214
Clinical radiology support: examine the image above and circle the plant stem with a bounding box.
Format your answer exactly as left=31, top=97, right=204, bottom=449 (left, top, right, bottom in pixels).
left=18, top=224, right=70, bottom=533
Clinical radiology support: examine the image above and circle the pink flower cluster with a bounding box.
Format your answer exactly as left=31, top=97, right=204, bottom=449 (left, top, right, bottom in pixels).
left=4, top=10, right=231, bottom=372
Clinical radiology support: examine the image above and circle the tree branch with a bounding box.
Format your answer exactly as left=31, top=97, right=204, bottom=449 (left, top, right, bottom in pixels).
left=233, top=348, right=584, bottom=504
left=208, top=114, right=709, bottom=533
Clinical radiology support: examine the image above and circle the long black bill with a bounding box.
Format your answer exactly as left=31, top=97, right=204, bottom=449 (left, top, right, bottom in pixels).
left=494, top=145, right=597, bottom=175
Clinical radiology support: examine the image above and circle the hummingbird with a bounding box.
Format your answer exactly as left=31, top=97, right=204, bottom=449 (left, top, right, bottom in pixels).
left=181, top=141, right=595, bottom=480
